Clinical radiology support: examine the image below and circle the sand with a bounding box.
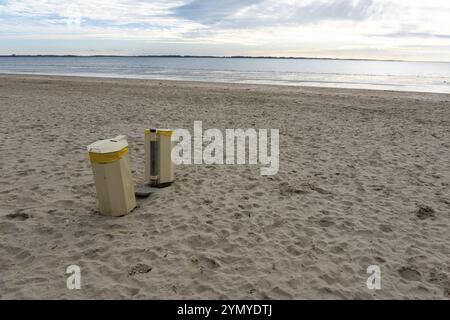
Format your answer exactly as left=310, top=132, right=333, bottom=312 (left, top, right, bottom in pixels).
left=0, top=74, right=449, bottom=299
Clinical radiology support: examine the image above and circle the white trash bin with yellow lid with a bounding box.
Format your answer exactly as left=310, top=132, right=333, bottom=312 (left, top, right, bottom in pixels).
left=87, top=135, right=136, bottom=217
left=144, top=129, right=175, bottom=187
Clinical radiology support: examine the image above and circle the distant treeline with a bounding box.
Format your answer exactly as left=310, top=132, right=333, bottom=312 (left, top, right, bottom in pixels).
left=0, top=54, right=403, bottom=62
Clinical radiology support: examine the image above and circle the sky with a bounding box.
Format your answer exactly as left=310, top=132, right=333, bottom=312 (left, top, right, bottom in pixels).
left=0, top=0, right=450, bottom=61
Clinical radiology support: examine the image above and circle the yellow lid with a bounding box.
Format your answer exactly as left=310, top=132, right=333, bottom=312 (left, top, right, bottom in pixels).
left=87, top=135, right=128, bottom=154
left=144, top=128, right=174, bottom=136
left=89, top=147, right=129, bottom=164
left=158, top=129, right=175, bottom=137
left=87, top=135, right=129, bottom=164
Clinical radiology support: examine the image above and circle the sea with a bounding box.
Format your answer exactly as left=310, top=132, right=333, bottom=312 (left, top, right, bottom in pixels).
left=1, top=56, right=449, bottom=94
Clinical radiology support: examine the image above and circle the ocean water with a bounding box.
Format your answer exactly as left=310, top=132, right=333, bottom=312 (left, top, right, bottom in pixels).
left=1, top=56, right=449, bottom=94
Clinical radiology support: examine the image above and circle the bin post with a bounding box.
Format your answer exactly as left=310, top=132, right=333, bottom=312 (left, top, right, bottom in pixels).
left=88, top=135, right=136, bottom=217
left=145, top=129, right=175, bottom=187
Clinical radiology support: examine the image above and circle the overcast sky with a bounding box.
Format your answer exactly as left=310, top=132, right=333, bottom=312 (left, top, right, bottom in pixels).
left=0, top=0, right=450, bottom=61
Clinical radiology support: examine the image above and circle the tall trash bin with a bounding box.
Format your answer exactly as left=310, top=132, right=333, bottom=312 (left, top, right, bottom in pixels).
left=144, top=129, right=175, bottom=187
left=87, top=135, right=136, bottom=217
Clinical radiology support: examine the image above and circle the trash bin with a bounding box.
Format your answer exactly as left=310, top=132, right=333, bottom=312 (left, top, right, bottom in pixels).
left=144, top=129, right=175, bottom=187
left=87, top=135, right=136, bottom=216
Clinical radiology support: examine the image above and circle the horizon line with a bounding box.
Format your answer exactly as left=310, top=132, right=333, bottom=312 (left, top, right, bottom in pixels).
left=1, top=54, right=449, bottom=64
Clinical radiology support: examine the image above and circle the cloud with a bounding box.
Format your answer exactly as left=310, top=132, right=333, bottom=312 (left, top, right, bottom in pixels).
left=0, top=0, right=185, bottom=26
left=0, top=0, right=449, bottom=60
left=171, top=0, right=379, bottom=29
left=287, top=0, right=377, bottom=23
left=373, top=32, right=450, bottom=39
left=172, top=0, right=260, bottom=25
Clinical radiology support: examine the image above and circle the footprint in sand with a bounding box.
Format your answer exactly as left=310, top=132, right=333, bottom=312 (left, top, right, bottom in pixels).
left=415, top=205, right=436, bottom=220
left=318, top=218, right=334, bottom=228
left=398, top=267, right=422, bottom=281
left=15, top=249, right=35, bottom=264
left=5, top=212, right=30, bottom=221
left=379, top=224, right=393, bottom=233
left=279, top=182, right=306, bottom=196
left=128, top=263, right=152, bottom=276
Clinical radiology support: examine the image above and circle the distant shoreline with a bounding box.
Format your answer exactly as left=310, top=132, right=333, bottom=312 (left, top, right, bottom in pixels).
left=1, top=54, right=449, bottom=64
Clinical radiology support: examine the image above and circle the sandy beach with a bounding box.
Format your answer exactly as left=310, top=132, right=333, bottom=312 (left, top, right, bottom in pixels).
left=0, top=74, right=449, bottom=299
